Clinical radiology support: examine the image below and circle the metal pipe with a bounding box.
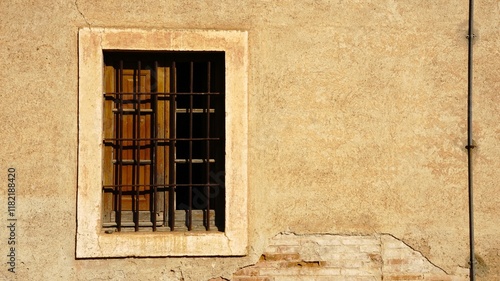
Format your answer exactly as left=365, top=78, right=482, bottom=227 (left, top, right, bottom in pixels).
left=466, top=0, right=476, bottom=279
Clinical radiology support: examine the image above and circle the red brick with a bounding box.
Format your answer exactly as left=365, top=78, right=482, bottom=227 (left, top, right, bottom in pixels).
left=387, top=258, right=409, bottom=265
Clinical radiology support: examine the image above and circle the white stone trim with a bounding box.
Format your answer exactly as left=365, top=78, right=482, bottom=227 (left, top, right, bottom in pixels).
left=77, top=28, right=248, bottom=258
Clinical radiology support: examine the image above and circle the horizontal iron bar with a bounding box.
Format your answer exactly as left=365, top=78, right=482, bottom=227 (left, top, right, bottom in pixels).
left=104, top=92, right=220, bottom=96
left=110, top=108, right=215, bottom=114
left=104, top=137, right=220, bottom=142
left=175, top=159, right=215, bottom=164
left=103, top=183, right=222, bottom=188
left=111, top=159, right=215, bottom=164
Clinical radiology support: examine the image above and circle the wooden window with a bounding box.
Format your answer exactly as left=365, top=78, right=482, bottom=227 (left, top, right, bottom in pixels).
left=102, top=52, right=225, bottom=232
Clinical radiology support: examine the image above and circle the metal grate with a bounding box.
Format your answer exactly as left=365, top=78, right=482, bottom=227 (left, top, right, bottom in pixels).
left=102, top=52, right=225, bottom=232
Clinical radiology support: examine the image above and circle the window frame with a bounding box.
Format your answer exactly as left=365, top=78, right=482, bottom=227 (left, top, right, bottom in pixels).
left=77, top=28, right=248, bottom=258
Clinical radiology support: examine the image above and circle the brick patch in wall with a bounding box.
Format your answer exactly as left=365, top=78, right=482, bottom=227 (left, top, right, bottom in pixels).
left=230, top=233, right=468, bottom=281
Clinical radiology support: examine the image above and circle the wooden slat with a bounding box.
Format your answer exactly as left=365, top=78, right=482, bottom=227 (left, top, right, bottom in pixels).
left=102, top=65, right=116, bottom=223
left=157, top=66, right=170, bottom=227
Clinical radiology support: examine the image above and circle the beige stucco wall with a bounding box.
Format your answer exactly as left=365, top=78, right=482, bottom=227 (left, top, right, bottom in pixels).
left=1, top=0, right=499, bottom=280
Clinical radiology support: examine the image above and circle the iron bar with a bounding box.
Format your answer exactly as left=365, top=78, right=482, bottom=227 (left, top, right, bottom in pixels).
left=188, top=61, right=194, bottom=231
left=104, top=137, right=219, bottom=142
left=104, top=92, right=220, bottom=96
left=168, top=61, right=177, bottom=230
left=104, top=183, right=221, bottom=188
left=132, top=61, right=142, bottom=232
left=205, top=61, right=211, bottom=230
left=116, top=60, right=124, bottom=231
left=152, top=61, right=158, bottom=231
left=163, top=62, right=168, bottom=228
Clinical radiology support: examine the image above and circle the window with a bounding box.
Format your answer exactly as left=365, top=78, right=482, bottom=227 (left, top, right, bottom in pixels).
left=102, top=52, right=225, bottom=232
left=77, top=28, right=248, bottom=257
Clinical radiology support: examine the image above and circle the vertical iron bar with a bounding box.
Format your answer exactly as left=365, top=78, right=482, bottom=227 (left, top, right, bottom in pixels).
left=205, top=61, right=211, bottom=230
left=188, top=61, right=194, bottom=231
left=117, top=60, right=124, bottom=231
left=169, top=61, right=176, bottom=230
left=152, top=61, right=158, bottom=231
left=163, top=63, right=168, bottom=229
left=131, top=73, right=137, bottom=230
left=467, top=0, right=476, bottom=279
left=133, top=61, right=142, bottom=231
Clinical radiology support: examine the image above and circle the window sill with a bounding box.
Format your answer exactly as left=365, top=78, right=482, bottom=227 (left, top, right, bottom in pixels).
left=77, top=230, right=245, bottom=257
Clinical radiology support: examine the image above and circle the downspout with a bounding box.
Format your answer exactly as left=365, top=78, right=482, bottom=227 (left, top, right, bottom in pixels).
left=466, top=0, right=476, bottom=280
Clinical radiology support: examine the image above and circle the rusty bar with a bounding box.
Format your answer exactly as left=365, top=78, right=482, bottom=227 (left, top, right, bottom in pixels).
left=205, top=61, right=211, bottom=230
left=104, top=137, right=219, bottom=142
left=105, top=137, right=218, bottom=141
left=105, top=92, right=220, bottom=96
left=162, top=59, right=174, bottom=226
left=132, top=61, right=142, bottom=232
left=168, top=61, right=176, bottom=230
left=104, top=183, right=220, bottom=188
left=151, top=60, right=158, bottom=231
left=116, top=59, right=124, bottom=231
left=188, top=61, right=194, bottom=231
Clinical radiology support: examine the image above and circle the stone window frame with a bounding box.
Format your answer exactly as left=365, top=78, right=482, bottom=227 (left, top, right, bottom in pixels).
left=77, top=28, right=248, bottom=258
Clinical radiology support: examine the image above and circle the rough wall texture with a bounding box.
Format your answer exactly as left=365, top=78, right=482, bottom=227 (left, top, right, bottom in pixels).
left=1, top=0, right=499, bottom=280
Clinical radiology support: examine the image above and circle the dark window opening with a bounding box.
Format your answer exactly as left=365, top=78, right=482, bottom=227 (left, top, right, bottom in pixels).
left=102, top=51, right=225, bottom=232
